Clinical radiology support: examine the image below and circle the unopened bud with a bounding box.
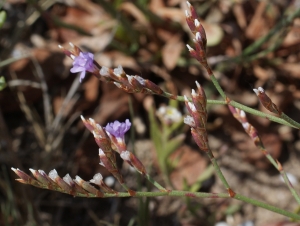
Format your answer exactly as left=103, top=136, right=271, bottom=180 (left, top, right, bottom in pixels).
left=90, top=173, right=117, bottom=194
left=48, top=169, right=73, bottom=194
left=12, top=168, right=35, bottom=184
left=74, top=176, right=103, bottom=197
left=253, top=87, right=281, bottom=115
left=120, top=151, right=147, bottom=175
left=191, top=128, right=209, bottom=152
left=30, top=168, right=50, bottom=186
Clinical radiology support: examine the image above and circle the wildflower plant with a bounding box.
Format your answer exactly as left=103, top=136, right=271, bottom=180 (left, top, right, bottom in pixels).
left=148, top=101, right=186, bottom=186
left=11, top=1, right=300, bottom=221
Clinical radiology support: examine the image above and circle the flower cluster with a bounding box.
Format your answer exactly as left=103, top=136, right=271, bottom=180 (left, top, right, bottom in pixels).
left=10, top=167, right=113, bottom=197
left=59, top=43, right=164, bottom=96
left=81, top=117, right=147, bottom=176
left=185, top=2, right=211, bottom=74
left=156, top=105, right=183, bottom=125
left=183, top=81, right=209, bottom=152
left=59, top=43, right=102, bottom=82
left=12, top=118, right=147, bottom=196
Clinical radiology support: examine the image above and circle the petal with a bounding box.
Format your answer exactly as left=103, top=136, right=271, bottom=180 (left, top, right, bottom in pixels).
left=70, top=66, right=85, bottom=73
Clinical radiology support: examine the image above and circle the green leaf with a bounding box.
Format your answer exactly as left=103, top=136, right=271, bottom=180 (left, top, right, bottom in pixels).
left=148, top=105, right=163, bottom=154
left=162, top=134, right=185, bottom=159
left=225, top=204, right=241, bottom=215
left=0, top=76, right=7, bottom=91
left=0, top=11, right=6, bottom=29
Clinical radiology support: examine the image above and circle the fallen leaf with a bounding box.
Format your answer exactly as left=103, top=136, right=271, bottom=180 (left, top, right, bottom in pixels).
left=170, top=145, right=208, bottom=190
left=162, top=34, right=184, bottom=70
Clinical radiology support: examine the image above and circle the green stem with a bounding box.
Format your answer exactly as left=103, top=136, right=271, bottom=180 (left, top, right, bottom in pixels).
left=261, top=150, right=300, bottom=206
left=206, top=150, right=230, bottom=190
left=280, top=169, right=300, bottom=205
left=234, top=193, right=300, bottom=220
left=29, top=183, right=300, bottom=219
left=229, top=100, right=296, bottom=128
left=210, top=75, right=226, bottom=99
left=161, top=92, right=296, bottom=128
left=145, top=173, right=168, bottom=192
left=65, top=189, right=300, bottom=220
left=281, top=113, right=300, bottom=129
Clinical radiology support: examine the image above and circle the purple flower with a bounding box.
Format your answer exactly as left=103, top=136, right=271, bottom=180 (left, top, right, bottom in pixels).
left=105, top=119, right=131, bottom=138
left=70, top=52, right=95, bottom=82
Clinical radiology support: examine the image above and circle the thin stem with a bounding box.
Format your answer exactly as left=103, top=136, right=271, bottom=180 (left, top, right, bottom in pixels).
left=233, top=193, right=300, bottom=220
left=145, top=173, right=168, bottom=192
left=161, top=91, right=296, bottom=128
left=37, top=183, right=299, bottom=220
left=203, top=52, right=300, bottom=206
left=258, top=147, right=300, bottom=205
left=23, top=178, right=300, bottom=219
left=281, top=170, right=300, bottom=205
left=281, top=113, right=300, bottom=129
left=206, top=150, right=230, bottom=190
left=210, top=75, right=226, bottom=99
left=229, top=100, right=296, bottom=128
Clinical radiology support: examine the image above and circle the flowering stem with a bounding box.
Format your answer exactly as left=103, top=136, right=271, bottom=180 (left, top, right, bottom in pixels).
left=71, top=190, right=299, bottom=220
left=228, top=100, right=295, bottom=128
left=161, top=91, right=296, bottom=128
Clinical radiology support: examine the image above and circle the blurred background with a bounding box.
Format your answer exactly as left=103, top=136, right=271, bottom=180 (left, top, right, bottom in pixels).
left=1, top=0, right=300, bottom=225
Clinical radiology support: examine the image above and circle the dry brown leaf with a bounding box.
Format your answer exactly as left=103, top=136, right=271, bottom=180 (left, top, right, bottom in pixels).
left=279, top=63, right=300, bottom=79
left=96, top=51, right=139, bottom=70
left=162, top=34, right=184, bottom=70
left=246, top=1, right=268, bottom=40
left=232, top=132, right=282, bottom=170
left=262, top=222, right=300, bottom=226
left=170, top=145, right=208, bottom=190
left=233, top=3, right=247, bottom=29
left=83, top=76, right=100, bottom=102
left=149, top=0, right=165, bottom=10
left=201, top=21, right=224, bottom=47
left=54, top=5, right=110, bottom=43
left=150, top=5, right=186, bottom=24
left=282, top=18, right=300, bottom=47
left=93, top=83, right=132, bottom=124
left=253, top=65, right=275, bottom=81
left=120, top=2, right=149, bottom=28
left=73, top=0, right=104, bottom=15
left=79, top=33, right=113, bottom=53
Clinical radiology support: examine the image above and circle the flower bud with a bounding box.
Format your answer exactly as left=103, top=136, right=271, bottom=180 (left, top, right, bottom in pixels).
left=74, top=176, right=103, bottom=197
left=120, top=151, right=147, bottom=175
left=48, top=169, right=73, bottom=194
left=253, top=87, right=281, bottom=115
left=11, top=168, right=35, bottom=184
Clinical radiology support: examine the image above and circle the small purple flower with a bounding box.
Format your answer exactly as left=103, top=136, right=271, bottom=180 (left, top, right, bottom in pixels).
left=70, top=52, right=94, bottom=82
left=105, top=119, right=131, bottom=138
